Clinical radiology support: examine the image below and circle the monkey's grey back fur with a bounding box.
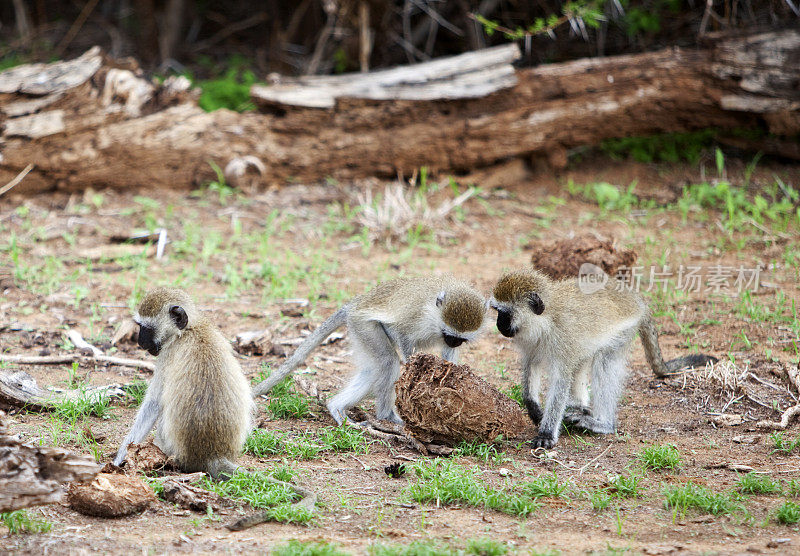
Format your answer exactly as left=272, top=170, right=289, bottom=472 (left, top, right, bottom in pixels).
left=252, top=275, right=487, bottom=425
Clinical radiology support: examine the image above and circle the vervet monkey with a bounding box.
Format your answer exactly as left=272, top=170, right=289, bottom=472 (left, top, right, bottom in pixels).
left=491, top=269, right=717, bottom=449
left=253, top=276, right=488, bottom=425
left=113, top=287, right=253, bottom=479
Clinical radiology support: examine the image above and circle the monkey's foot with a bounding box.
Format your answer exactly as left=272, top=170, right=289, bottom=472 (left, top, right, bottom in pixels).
left=375, top=410, right=404, bottom=426
left=530, top=433, right=556, bottom=449
left=564, top=414, right=615, bottom=435
left=563, top=405, right=592, bottom=424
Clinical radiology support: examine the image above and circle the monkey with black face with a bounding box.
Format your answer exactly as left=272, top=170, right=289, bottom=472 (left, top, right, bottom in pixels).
left=491, top=269, right=716, bottom=449
left=252, top=275, right=488, bottom=425
left=113, top=287, right=253, bottom=479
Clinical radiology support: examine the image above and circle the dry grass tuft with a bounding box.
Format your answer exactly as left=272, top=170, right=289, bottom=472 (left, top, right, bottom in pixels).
left=356, top=180, right=474, bottom=246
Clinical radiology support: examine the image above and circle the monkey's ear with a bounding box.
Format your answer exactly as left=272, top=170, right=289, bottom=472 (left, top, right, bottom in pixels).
left=527, top=292, right=544, bottom=315
left=169, top=305, right=188, bottom=330
left=436, top=291, right=446, bottom=308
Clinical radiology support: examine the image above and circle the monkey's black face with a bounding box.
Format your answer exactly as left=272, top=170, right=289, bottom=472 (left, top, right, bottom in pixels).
left=495, top=309, right=517, bottom=338
left=442, top=332, right=466, bottom=348
left=137, top=324, right=161, bottom=356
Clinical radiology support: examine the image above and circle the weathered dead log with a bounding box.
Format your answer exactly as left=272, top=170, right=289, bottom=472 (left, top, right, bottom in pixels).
left=0, top=411, right=101, bottom=512
left=0, top=370, right=131, bottom=412
left=1, top=29, right=799, bottom=194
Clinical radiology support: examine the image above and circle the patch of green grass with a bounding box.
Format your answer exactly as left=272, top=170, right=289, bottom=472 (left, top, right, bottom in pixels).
left=40, top=416, right=104, bottom=461
left=566, top=180, right=640, bottom=212
left=245, top=429, right=322, bottom=460
left=589, top=488, right=613, bottom=512
left=637, top=444, right=681, bottom=471
left=771, top=431, right=800, bottom=454
left=677, top=170, right=800, bottom=232
left=503, top=383, right=523, bottom=408
left=141, top=475, right=165, bottom=497
left=318, top=426, right=370, bottom=455
left=466, top=538, right=509, bottom=556
left=520, top=473, right=571, bottom=500
left=663, top=483, right=746, bottom=517
left=404, top=459, right=538, bottom=518
left=453, top=440, right=506, bottom=464
left=52, top=390, right=112, bottom=423
left=600, top=130, right=716, bottom=164
left=199, top=470, right=313, bottom=524
left=775, top=500, right=800, bottom=525
left=370, top=540, right=456, bottom=556
left=786, top=479, right=800, bottom=498
left=737, top=472, right=781, bottom=495
left=608, top=473, right=644, bottom=498
left=191, top=56, right=258, bottom=113
left=0, top=510, right=52, bottom=534
left=272, top=540, right=349, bottom=556
left=123, top=379, right=148, bottom=406
left=258, top=374, right=312, bottom=419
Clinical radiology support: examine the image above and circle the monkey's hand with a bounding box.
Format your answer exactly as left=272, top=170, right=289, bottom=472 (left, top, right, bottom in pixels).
left=112, top=447, right=127, bottom=467
left=530, top=433, right=556, bottom=449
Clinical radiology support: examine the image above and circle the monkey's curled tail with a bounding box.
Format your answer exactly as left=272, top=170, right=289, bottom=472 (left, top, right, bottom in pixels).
left=639, top=313, right=718, bottom=378
left=252, top=305, right=350, bottom=397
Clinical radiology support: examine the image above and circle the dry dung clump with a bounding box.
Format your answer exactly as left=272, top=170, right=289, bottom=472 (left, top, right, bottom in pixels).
left=67, top=473, right=155, bottom=518
left=395, top=353, right=533, bottom=445
left=126, top=439, right=171, bottom=473
left=530, top=234, right=637, bottom=280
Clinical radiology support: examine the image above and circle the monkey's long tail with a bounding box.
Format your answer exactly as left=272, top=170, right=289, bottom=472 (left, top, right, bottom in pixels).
left=252, top=305, right=350, bottom=397
left=639, top=313, right=718, bottom=378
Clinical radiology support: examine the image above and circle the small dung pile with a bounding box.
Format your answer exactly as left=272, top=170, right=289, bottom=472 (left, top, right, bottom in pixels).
left=68, top=473, right=155, bottom=518
left=530, top=234, right=637, bottom=280
left=395, top=353, right=533, bottom=445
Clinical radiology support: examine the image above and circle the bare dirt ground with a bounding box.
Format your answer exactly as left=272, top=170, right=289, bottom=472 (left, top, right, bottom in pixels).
left=1, top=155, right=799, bottom=555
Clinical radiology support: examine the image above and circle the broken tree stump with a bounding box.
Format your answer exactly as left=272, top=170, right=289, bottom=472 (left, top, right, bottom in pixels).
left=0, top=411, right=101, bottom=512
left=2, top=30, right=799, bottom=194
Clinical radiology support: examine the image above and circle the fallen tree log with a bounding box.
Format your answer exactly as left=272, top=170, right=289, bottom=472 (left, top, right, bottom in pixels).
left=0, top=370, right=131, bottom=413
left=0, top=411, right=101, bottom=512
left=1, top=29, right=798, bottom=194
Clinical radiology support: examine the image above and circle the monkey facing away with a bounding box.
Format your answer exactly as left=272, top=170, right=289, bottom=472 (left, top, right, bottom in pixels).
left=252, top=275, right=488, bottom=425
left=113, top=287, right=253, bottom=479
left=491, top=269, right=717, bottom=449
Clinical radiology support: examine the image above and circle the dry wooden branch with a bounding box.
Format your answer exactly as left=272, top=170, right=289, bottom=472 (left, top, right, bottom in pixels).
left=756, top=404, right=800, bottom=431
left=0, top=163, right=34, bottom=196
left=225, top=477, right=317, bottom=531
left=0, top=370, right=129, bottom=412
left=0, top=411, right=101, bottom=512
left=0, top=354, right=155, bottom=372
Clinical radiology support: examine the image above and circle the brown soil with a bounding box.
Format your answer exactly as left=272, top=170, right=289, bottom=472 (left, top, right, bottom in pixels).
left=1, top=155, right=800, bottom=554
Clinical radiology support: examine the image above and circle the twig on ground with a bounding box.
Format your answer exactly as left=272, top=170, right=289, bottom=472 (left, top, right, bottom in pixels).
left=756, top=404, right=800, bottom=430
left=0, top=163, right=34, bottom=196
left=578, top=444, right=612, bottom=476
